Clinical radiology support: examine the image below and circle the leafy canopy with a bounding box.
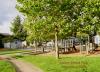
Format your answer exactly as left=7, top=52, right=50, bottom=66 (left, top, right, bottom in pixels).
left=16, top=0, right=100, bottom=41
left=10, top=15, right=27, bottom=41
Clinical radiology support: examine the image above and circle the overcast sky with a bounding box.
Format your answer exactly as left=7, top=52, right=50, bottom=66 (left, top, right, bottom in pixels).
left=0, top=0, right=19, bottom=34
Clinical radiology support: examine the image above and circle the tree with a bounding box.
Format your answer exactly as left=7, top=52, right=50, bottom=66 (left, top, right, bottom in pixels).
left=16, top=0, right=73, bottom=59
left=16, top=0, right=100, bottom=58
left=15, top=0, right=84, bottom=59
left=76, top=0, right=100, bottom=43
left=10, top=15, right=27, bottom=41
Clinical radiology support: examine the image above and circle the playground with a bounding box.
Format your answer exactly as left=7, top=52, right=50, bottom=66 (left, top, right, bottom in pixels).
left=26, top=34, right=100, bottom=57
left=0, top=35, right=100, bottom=72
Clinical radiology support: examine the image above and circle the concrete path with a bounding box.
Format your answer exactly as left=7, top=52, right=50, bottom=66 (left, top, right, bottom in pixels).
left=0, top=55, right=43, bottom=72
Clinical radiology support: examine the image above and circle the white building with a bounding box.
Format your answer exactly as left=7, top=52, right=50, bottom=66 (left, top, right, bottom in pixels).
left=4, top=40, right=22, bottom=49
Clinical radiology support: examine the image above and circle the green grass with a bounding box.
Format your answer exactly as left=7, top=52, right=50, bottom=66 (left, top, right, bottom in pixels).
left=18, top=55, right=100, bottom=72
left=1, top=49, right=100, bottom=72
left=0, top=60, right=15, bottom=72
left=0, top=49, right=31, bottom=55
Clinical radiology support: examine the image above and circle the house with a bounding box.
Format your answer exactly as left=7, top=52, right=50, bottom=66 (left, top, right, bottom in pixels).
left=0, top=33, right=24, bottom=49
left=4, top=39, right=23, bottom=49
left=0, top=33, right=10, bottom=48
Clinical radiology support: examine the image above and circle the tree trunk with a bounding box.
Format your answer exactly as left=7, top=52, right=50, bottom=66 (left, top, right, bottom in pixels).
left=86, top=36, right=89, bottom=55
left=43, top=47, right=44, bottom=53
left=34, top=41, right=37, bottom=53
left=80, top=35, right=82, bottom=54
left=51, top=40, right=54, bottom=51
left=55, top=31, right=59, bottom=59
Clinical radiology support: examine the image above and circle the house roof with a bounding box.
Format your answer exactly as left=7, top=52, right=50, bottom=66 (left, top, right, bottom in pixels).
left=0, top=33, right=11, bottom=36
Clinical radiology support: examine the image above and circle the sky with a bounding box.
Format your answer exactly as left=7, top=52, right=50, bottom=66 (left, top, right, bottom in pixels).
left=0, top=0, right=19, bottom=34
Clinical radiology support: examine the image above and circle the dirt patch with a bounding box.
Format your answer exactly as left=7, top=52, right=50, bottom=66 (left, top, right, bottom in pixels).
left=0, top=57, right=5, bottom=60
left=39, top=47, right=100, bottom=57
left=9, top=59, right=43, bottom=72
left=0, top=48, right=7, bottom=51
left=0, top=55, right=43, bottom=72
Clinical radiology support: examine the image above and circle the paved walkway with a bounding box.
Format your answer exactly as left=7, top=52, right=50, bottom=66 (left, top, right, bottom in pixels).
left=0, top=55, right=43, bottom=72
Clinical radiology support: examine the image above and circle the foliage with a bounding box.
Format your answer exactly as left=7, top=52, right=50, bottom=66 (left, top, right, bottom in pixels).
left=2, top=36, right=14, bottom=43
left=16, top=0, right=100, bottom=41
left=76, top=0, right=100, bottom=35
left=16, top=0, right=77, bottom=41
left=10, top=15, right=27, bottom=41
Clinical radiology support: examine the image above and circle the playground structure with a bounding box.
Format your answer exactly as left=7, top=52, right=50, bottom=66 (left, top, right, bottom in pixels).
left=32, top=35, right=97, bottom=55
left=56, top=36, right=95, bottom=54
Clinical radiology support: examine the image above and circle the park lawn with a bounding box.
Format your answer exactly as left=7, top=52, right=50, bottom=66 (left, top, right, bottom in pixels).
left=0, top=60, right=15, bottom=72
left=0, top=49, right=31, bottom=55
left=18, top=55, right=100, bottom=72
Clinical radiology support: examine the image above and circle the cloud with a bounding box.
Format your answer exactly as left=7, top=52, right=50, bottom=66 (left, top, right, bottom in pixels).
left=0, top=0, right=19, bottom=34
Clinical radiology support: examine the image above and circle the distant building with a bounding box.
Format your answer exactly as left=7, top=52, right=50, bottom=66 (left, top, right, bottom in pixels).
left=0, top=33, right=24, bottom=49
left=4, top=39, right=22, bottom=49
left=0, top=33, right=10, bottom=48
